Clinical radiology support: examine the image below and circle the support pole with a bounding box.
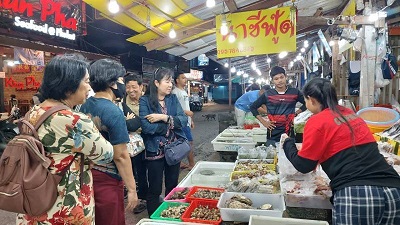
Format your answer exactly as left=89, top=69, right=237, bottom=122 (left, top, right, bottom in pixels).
left=228, top=58, right=232, bottom=106
left=331, top=40, right=340, bottom=88
left=0, top=57, right=4, bottom=112
left=359, top=25, right=377, bottom=109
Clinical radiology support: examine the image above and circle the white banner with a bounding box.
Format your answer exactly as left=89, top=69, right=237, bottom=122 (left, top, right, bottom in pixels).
left=14, top=47, right=44, bottom=66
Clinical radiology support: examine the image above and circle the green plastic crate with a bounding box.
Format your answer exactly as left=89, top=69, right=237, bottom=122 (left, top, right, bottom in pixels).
left=150, top=201, right=189, bottom=222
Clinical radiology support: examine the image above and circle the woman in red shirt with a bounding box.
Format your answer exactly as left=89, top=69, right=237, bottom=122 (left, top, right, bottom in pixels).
left=283, top=78, right=400, bottom=225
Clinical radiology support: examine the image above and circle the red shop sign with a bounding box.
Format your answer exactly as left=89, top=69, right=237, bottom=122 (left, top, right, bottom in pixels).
left=0, top=0, right=78, bottom=30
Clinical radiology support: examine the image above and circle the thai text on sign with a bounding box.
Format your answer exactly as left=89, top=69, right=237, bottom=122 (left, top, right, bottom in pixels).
left=185, top=69, right=203, bottom=81
left=216, top=7, right=296, bottom=58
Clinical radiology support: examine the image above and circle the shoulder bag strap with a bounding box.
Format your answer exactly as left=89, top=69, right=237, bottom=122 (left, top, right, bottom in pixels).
left=19, top=105, right=69, bottom=140
left=33, top=105, right=84, bottom=186
left=34, top=105, right=70, bottom=130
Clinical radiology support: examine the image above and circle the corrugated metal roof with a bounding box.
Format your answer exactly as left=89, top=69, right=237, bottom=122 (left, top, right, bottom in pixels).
left=84, top=0, right=346, bottom=62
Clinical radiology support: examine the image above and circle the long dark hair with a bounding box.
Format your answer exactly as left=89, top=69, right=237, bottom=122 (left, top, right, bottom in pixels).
left=147, top=67, right=174, bottom=112
left=303, top=78, right=355, bottom=138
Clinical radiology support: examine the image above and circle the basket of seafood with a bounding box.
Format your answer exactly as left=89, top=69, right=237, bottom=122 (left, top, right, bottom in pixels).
left=181, top=200, right=222, bottom=225
left=217, top=192, right=285, bottom=222
left=237, top=145, right=277, bottom=161
left=186, top=186, right=225, bottom=203
left=137, top=218, right=209, bottom=225
left=164, top=187, right=192, bottom=203
left=150, top=201, right=189, bottom=222
left=230, top=170, right=276, bottom=181
left=234, top=159, right=276, bottom=172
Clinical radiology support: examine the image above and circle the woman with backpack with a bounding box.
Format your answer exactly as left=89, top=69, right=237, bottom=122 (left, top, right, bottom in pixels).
left=283, top=78, right=400, bottom=225
left=16, top=55, right=114, bottom=224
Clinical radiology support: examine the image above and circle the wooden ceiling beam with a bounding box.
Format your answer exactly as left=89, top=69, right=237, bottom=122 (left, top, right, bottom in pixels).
left=223, top=0, right=238, bottom=12
left=123, top=11, right=166, bottom=37
left=132, top=1, right=185, bottom=27
left=144, top=0, right=288, bottom=51
left=138, top=3, right=207, bottom=35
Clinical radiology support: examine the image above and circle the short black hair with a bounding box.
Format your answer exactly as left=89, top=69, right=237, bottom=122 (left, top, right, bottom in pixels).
left=125, top=73, right=143, bottom=86
left=40, top=54, right=88, bottom=101
left=270, top=66, right=286, bottom=78
left=89, top=59, right=126, bottom=92
left=174, top=71, right=185, bottom=83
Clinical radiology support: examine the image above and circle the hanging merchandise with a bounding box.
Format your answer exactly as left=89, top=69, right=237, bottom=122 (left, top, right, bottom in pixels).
left=348, top=61, right=360, bottom=96
left=387, top=0, right=395, bottom=7
left=290, top=0, right=297, bottom=27
left=356, top=0, right=364, bottom=10
left=353, top=28, right=363, bottom=52
left=382, top=53, right=399, bottom=79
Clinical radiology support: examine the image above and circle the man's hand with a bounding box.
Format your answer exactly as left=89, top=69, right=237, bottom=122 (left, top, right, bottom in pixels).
left=261, top=120, right=276, bottom=130
left=191, top=120, right=195, bottom=129
left=125, top=190, right=138, bottom=211
left=126, top=112, right=135, bottom=120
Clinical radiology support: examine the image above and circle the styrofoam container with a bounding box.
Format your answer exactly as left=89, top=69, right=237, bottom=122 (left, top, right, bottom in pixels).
left=178, top=161, right=235, bottom=188
left=220, top=129, right=252, bottom=137
left=252, top=128, right=268, bottom=135
left=284, top=193, right=332, bottom=209
left=211, top=134, right=256, bottom=152
left=249, top=215, right=329, bottom=225
left=217, top=192, right=285, bottom=222
left=252, top=134, right=266, bottom=143
left=137, top=218, right=207, bottom=225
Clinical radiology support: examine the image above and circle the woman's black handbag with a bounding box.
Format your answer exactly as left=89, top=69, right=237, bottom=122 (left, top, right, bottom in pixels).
left=164, top=139, right=190, bottom=166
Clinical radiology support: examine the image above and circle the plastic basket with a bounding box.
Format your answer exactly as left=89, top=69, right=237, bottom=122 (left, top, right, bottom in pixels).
left=181, top=200, right=222, bottom=225
left=217, top=192, right=285, bottom=222
left=164, top=187, right=192, bottom=203
left=186, top=186, right=225, bottom=203
left=230, top=170, right=276, bottom=181
left=150, top=201, right=189, bottom=222
left=357, top=107, right=399, bottom=127
left=234, top=159, right=277, bottom=172
left=249, top=215, right=329, bottom=225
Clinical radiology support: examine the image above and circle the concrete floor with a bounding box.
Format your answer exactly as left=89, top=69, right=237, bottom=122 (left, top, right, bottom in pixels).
left=0, top=102, right=233, bottom=225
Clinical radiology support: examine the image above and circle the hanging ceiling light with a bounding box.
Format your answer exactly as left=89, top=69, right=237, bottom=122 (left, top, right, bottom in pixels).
left=230, top=66, right=236, bottom=73
left=266, top=57, right=271, bottom=63
left=304, top=40, right=309, bottom=48
left=224, top=62, right=229, bottom=67
left=329, top=40, right=335, bottom=46
left=243, top=73, right=249, bottom=78
left=296, top=55, right=302, bottom=60
left=278, top=51, right=288, bottom=59
left=256, top=69, right=261, bottom=76
left=251, top=61, right=257, bottom=70
left=108, top=0, right=120, bottom=14
left=228, top=32, right=236, bottom=43
left=169, top=25, right=176, bottom=38
left=220, top=15, right=229, bottom=36
left=300, top=47, right=305, bottom=53
left=206, top=0, right=215, bottom=8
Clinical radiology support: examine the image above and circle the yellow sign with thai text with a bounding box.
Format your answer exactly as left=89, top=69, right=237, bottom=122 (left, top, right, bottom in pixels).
left=216, top=7, right=296, bottom=58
